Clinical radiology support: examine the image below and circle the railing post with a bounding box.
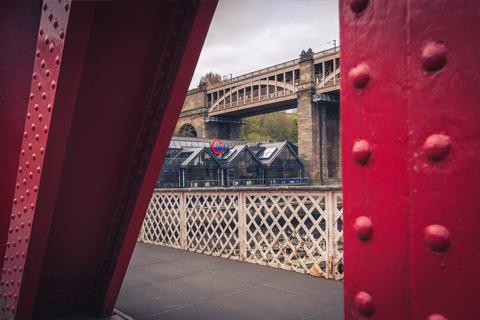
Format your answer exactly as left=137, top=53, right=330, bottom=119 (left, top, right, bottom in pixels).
left=325, top=190, right=335, bottom=279
left=238, top=191, right=247, bottom=261
left=179, top=191, right=187, bottom=250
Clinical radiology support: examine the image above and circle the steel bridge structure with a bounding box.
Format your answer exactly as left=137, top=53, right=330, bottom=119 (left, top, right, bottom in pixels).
left=0, top=0, right=479, bottom=319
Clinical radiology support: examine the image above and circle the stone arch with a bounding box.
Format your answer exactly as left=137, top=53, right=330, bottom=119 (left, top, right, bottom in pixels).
left=177, top=123, right=198, bottom=138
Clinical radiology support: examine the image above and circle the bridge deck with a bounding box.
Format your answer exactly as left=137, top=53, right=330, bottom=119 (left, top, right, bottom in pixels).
left=115, top=243, right=343, bottom=320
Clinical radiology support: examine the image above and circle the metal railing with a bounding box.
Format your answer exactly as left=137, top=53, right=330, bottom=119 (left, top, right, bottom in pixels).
left=139, top=186, right=343, bottom=280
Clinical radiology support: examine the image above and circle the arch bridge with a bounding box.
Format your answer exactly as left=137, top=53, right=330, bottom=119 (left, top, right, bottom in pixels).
left=178, top=48, right=341, bottom=183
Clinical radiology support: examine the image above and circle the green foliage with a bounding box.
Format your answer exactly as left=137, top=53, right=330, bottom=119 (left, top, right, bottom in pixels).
left=178, top=123, right=198, bottom=138
left=241, top=111, right=298, bottom=143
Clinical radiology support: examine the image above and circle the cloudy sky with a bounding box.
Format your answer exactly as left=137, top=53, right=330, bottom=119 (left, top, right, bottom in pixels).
left=190, top=0, right=339, bottom=89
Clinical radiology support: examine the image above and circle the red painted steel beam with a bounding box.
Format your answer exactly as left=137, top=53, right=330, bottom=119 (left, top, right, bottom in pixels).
left=0, top=1, right=216, bottom=319
left=0, top=2, right=42, bottom=275
left=341, top=0, right=480, bottom=319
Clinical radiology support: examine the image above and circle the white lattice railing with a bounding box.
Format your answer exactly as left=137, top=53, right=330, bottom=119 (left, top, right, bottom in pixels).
left=139, top=186, right=343, bottom=280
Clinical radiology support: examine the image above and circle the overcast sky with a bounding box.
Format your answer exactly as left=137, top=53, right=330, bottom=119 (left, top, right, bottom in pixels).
left=189, top=0, right=339, bottom=89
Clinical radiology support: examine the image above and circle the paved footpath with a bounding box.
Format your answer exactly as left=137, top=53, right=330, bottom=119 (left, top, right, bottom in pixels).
left=114, top=243, right=343, bottom=320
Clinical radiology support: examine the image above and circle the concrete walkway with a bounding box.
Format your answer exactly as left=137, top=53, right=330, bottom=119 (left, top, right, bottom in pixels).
left=116, top=243, right=343, bottom=320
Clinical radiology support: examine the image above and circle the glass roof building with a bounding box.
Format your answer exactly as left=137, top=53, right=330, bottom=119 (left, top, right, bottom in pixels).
left=156, top=137, right=305, bottom=188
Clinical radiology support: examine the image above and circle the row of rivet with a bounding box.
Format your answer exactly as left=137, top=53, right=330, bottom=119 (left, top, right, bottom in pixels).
left=0, top=1, right=69, bottom=318
left=347, top=0, right=449, bottom=319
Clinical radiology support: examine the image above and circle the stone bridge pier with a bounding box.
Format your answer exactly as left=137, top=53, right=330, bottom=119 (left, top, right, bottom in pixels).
left=297, top=50, right=341, bottom=184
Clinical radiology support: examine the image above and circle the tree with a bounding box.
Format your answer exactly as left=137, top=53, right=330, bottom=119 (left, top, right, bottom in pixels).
left=198, top=72, right=222, bottom=88
left=178, top=123, right=198, bottom=137
left=241, top=111, right=298, bottom=143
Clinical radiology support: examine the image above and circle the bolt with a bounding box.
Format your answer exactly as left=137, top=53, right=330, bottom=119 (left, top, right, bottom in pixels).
left=424, top=224, right=450, bottom=252
left=422, top=42, right=447, bottom=72
left=352, top=140, right=372, bottom=165
left=349, top=63, right=370, bottom=89
left=423, top=134, right=451, bottom=161
left=350, top=0, right=368, bottom=13
left=354, top=291, right=374, bottom=316
left=427, top=314, right=448, bottom=320
left=353, top=216, right=373, bottom=241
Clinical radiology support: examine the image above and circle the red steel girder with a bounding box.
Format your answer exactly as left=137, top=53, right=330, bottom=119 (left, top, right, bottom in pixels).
left=0, top=2, right=42, bottom=275
left=0, top=1, right=216, bottom=319
left=341, top=0, right=480, bottom=319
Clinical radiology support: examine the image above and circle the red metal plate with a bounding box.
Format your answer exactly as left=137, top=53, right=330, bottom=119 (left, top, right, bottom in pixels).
left=341, top=0, right=480, bottom=319
left=0, top=1, right=216, bottom=319
left=0, top=2, right=41, bottom=275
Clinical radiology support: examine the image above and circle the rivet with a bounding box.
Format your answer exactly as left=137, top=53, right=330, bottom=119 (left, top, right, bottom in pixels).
left=32, top=73, right=37, bottom=80
left=44, top=126, right=49, bottom=133
left=38, top=114, right=43, bottom=121
left=423, top=134, right=451, bottom=161
left=55, top=56, right=61, bottom=65
left=49, top=43, right=54, bottom=53
left=353, top=216, right=373, bottom=241
left=349, top=63, right=370, bottom=89
left=44, top=36, right=49, bottom=45
left=30, top=93, right=34, bottom=100
left=42, top=3, right=48, bottom=10
left=35, top=134, right=40, bottom=141
left=42, top=92, right=47, bottom=100
left=34, top=104, right=39, bottom=111
left=24, top=131, right=28, bottom=138
left=47, top=104, right=52, bottom=112
left=422, top=42, right=447, bottom=72
left=36, top=50, right=40, bottom=58
left=350, top=0, right=368, bottom=13
left=353, top=291, right=374, bottom=316
left=48, top=13, right=53, bottom=21
left=60, top=31, right=65, bottom=39
left=27, top=113, right=31, bottom=120
left=51, top=81, right=56, bottom=89
left=427, top=314, right=448, bottom=320
left=32, top=153, right=37, bottom=160
left=352, top=140, right=372, bottom=165
left=41, top=60, right=46, bottom=68
left=21, top=149, right=25, bottom=156
left=46, top=69, right=51, bottom=77
left=65, top=2, right=70, bottom=11
left=424, top=224, right=450, bottom=252
left=53, top=21, right=59, bottom=29
left=26, top=189, right=30, bottom=196
left=40, top=147, right=45, bottom=154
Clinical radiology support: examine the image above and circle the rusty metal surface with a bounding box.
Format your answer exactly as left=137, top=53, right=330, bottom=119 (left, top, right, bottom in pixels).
left=341, top=0, right=480, bottom=319
left=0, top=1, right=216, bottom=319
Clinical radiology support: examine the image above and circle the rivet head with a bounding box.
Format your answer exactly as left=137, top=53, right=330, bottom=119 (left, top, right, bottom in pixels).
left=350, top=0, right=368, bottom=13
left=427, top=314, right=448, bottom=320
left=353, top=291, right=374, bottom=316
left=349, top=63, right=370, bottom=89
left=423, top=134, right=451, bottom=161
left=424, top=224, right=450, bottom=252
left=352, top=140, right=371, bottom=165
left=353, top=216, right=373, bottom=241
left=422, top=42, right=447, bottom=72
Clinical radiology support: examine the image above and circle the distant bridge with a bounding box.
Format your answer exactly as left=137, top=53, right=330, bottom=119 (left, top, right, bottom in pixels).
left=177, top=47, right=341, bottom=184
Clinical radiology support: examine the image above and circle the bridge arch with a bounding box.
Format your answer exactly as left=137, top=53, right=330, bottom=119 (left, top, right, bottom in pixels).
left=177, top=123, right=198, bottom=138
left=208, top=78, right=297, bottom=113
